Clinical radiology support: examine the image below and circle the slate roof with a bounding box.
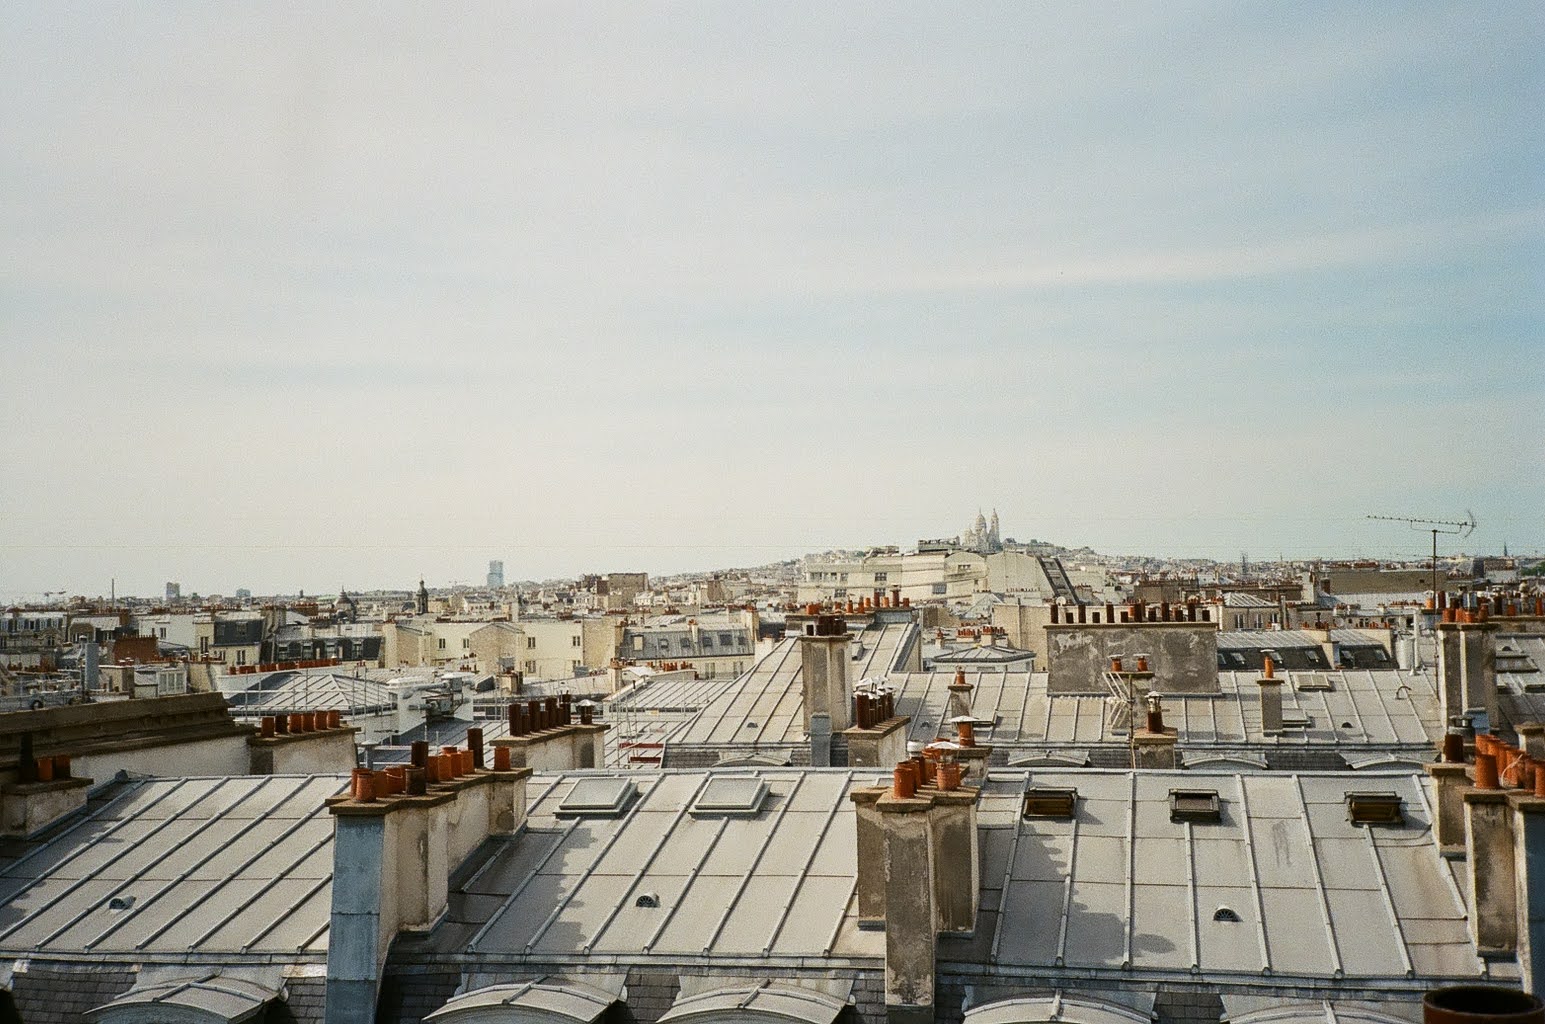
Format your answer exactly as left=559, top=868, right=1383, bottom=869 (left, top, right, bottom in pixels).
left=618, top=627, right=755, bottom=662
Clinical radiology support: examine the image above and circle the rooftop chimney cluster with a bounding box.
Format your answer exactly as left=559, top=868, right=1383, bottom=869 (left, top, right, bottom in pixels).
left=1429, top=589, right=1545, bottom=618
left=1050, top=600, right=1215, bottom=624
left=14, top=735, right=71, bottom=785
left=1426, top=715, right=1545, bottom=992
left=852, top=680, right=896, bottom=730
left=259, top=709, right=345, bottom=737
left=506, top=694, right=584, bottom=736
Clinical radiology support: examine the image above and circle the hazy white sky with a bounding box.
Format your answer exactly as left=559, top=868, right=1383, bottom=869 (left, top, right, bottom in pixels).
left=3, top=3, right=1542, bottom=599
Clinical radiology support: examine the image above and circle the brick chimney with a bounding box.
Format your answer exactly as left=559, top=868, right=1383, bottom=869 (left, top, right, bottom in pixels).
left=248, top=710, right=357, bottom=774
left=1464, top=758, right=1516, bottom=955
left=1510, top=790, right=1545, bottom=995
left=801, top=615, right=852, bottom=765
left=1132, top=691, right=1178, bottom=770
left=1439, top=619, right=1499, bottom=725
left=853, top=763, right=980, bottom=1023
left=1257, top=654, right=1283, bottom=737
left=844, top=687, right=910, bottom=769
left=945, top=669, right=973, bottom=722
left=326, top=758, right=530, bottom=1024
left=490, top=698, right=608, bottom=771
left=2, top=746, right=90, bottom=837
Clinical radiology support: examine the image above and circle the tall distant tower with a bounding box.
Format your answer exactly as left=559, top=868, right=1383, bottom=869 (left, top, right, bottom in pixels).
left=416, top=579, right=429, bottom=615
left=487, top=560, right=505, bottom=589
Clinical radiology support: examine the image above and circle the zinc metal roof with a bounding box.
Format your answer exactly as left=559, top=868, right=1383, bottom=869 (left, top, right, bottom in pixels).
left=425, top=980, right=616, bottom=1023
left=670, top=623, right=916, bottom=746
left=973, top=769, right=1481, bottom=982
left=454, top=768, right=882, bottom=964
left=657, top=984, right=847, bottom=1024
left=609, top=672, right=748, bottom=714
left=888, top=668, right=1440, bottom=753
left=430, top=767, right=1479, bottom=989
left=86, top=976, right=279, bottom=1024
left=0, top=774, right=343, bottom=958
left=1215, top=630, right=1388, bottom=651
left=964, top=993, right=1152, bottom=1024
left=225, top=671, right=398, bottom=716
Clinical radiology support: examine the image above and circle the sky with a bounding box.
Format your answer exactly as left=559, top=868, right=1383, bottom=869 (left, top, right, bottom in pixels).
left=2, top=3, right=1542, bottom=600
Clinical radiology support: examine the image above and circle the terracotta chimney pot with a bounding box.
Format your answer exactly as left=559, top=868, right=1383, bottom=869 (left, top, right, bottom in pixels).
left=1474, top=752, right=1500, bottom=790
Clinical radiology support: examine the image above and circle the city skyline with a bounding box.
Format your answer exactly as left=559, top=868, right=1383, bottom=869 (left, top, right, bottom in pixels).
left=4, top=4, right=1541, bottom=601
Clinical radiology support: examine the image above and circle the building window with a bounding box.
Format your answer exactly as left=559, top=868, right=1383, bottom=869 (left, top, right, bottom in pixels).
left=235, top=649, right=246, bottom=666
left=524, top=660, right=536, bottom=673
left=462, top=638, right=471, bottom=649
left=874, top=572, right=888, bottom=582
left=527, top=636, right=537, bottom=649
left=932, top=583, right=947, bottom=595
left=438, top=638, right=447, bottom=650
left=572, top=635, right=582, bottom=647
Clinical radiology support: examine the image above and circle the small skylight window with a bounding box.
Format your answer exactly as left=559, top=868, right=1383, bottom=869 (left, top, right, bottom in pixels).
left=1280, top=708, right=1311, bottom=730
left=556, top=777, right=636, bottom=817
left=1169, top=789, right=1222, bottom=824
left=1022, top=787, right=1077, bottom=820
left=691, top=776, right=770, bottom=816
left=1346, top=792, right=1404, bottom=826
left=1295, top=673, right=1335, bottom=692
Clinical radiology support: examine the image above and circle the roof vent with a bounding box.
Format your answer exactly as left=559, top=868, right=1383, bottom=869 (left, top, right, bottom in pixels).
left=691, top=776, right=771, bottom=817
left=556, top=777, right=636, bottom=817
left=635, top=892, right=660, bottom=908
left=1022, top=787, right=1078, bottom=820
left=107, top=896, right=135, bottom=912
left=1169, top=789, right=1222, bottom=824
left=1213, top=906, right=1241, bottom=922
left=1346, top=791, right=1404, bottom=826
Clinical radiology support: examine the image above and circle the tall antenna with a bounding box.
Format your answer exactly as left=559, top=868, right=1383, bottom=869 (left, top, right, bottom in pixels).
left=1366, top=511, right=1477, bottom=597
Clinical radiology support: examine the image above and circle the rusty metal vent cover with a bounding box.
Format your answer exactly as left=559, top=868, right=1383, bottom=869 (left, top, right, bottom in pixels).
left=1021, top=787, right=1078, bottom=820
left=1346, top=791, right=1404, bottom=826
left=1169, top=789, right=1222, bottom=823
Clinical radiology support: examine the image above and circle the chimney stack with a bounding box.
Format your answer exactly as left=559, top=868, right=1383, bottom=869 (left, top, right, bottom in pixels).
left=326, top=756, right=530, bottom=1024
left=1257, top=654, right=1283, bottom=736
left=1465, top=763, right=1517, bottom=955
left=801, top=615, right=852, bottom=764
left=1509, top=791, right=1545, bottom=995
left=1439, top=618, right=1500, bottom=725
left=857, top=762, right=980, bottom=1024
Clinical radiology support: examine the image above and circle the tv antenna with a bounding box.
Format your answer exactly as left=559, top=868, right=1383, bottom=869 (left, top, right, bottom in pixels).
left=1366, top=511, right=1477, bottom=598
